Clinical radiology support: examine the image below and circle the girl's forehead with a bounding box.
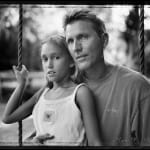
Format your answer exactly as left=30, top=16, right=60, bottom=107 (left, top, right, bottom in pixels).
left=43, top=42, right=61, bottom=51
left=41, top=42, right=67, bottom=55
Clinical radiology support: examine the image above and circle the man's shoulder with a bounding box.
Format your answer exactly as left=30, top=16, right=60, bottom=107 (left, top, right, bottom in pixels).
left=116, top=65, right=150, bottom=87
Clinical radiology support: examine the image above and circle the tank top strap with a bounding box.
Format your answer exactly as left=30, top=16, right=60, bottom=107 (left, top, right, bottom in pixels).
left=72, top=83, right=88, bottom=99
left=41, top=88, right=49, bottom=97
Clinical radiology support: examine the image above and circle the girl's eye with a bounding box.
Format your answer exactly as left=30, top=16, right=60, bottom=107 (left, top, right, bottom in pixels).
left=41, top=56, right=48, bottom=62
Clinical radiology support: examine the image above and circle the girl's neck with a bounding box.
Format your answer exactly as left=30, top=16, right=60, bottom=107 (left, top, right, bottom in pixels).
left=52, top=79, right=75, bottom=91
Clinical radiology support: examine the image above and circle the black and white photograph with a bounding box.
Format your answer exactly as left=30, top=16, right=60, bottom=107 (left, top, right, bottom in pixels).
left=0, top=2, right=150, bottom=148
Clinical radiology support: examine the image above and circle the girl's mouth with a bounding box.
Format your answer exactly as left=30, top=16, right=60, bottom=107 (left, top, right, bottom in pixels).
left=47, top=71, right=56, bottom=75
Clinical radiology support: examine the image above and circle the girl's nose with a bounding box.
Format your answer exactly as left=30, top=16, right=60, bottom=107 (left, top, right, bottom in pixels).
left=48, top=59, right=53, bottom=68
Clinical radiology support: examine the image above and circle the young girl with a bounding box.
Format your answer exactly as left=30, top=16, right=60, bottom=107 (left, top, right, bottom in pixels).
left=2, top=34, right=101, bottom=146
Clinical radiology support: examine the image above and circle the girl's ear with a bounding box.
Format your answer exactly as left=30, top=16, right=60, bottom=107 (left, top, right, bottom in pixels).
left=69, top=62, right=75, bottom=76
left=69, top=63, right=75, bottom=68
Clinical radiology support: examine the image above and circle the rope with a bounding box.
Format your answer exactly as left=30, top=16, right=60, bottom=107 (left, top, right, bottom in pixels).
left=139, top=5, right=145, bottom=75
left=18, top=4, right=23, bottom=146
left=18, top=4, right=23, bottom=71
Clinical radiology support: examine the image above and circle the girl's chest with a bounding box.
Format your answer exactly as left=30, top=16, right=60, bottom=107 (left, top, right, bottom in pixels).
left=44, top=87, right=75, bottom=100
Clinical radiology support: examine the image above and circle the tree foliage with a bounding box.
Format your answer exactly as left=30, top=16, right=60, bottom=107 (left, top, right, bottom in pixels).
left=0, top=5, right=42, bottom=71
left=123, top=6, right=150, bottom=77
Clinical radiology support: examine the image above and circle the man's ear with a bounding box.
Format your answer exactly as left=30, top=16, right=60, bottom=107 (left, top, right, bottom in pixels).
left=103, top=33, right=109, bottom=49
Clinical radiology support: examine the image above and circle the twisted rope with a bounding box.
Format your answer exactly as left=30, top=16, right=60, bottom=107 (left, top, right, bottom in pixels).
left=18, top=4, right=22, bottom=70
left=18, top=4, right=23, bottom=146
left=139, top=5, right=145, bottom=74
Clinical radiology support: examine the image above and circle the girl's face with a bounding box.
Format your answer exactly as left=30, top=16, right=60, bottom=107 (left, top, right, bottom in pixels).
left=41, top=42, right=72, bottom=84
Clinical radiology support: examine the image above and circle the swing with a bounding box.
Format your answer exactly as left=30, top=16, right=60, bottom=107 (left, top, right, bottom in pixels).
left=17, top=4, right=145, bottom=146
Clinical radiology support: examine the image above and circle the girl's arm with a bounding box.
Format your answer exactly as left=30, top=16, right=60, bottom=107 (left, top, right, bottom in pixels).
left=76, top=85, right=102, bottom=146
left=2, top=65, right=35, bottom=123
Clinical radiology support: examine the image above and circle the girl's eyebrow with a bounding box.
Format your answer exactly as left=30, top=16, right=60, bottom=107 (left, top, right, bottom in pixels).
left=41, top=53, right=47, bottom=57
left=51, top=52, right=62, bottom=56
left=41, top=52, right=62, bottom=57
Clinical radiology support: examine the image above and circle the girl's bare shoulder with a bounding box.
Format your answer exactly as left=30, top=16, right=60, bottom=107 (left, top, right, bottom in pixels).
left=76, top=83, right=92, bottom=103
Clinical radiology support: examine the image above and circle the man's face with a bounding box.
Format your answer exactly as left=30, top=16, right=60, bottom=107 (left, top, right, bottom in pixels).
left=65, top=20, right=104, bottom=71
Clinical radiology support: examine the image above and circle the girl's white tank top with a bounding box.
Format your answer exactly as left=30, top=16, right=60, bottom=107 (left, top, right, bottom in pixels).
left=32, top=83, right=87, bottom=146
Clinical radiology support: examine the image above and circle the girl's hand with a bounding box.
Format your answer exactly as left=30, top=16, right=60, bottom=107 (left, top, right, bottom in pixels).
left=13, top=65, right=29, bottom=85
left=33, top=133, right=55, bottom=144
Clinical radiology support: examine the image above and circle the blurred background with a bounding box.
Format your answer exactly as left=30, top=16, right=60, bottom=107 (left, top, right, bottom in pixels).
left=0, top=4, right=150, bottom=145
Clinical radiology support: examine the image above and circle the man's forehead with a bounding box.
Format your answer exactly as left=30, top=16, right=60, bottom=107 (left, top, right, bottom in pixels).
left=65, top=20, right=94, bottom=36
left=66, top=20, right=93, bottom=29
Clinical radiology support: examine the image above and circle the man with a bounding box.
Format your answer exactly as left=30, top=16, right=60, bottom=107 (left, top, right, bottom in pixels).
left=63, top=9, right=150, bottom=146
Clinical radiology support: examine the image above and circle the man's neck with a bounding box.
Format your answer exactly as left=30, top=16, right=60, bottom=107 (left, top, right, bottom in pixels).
left=85, top=61, right=109, bottom=81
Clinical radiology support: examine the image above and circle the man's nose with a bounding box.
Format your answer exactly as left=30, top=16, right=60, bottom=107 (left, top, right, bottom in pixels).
left=73, top=40, right=82, bottom=53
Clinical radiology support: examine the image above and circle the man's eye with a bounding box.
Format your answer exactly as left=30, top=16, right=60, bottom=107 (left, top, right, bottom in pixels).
left=67, top=39, right=73, bottom=44
left=55, top=56, right=60, bottom=59
left=80, top=35, right=88, bottom=41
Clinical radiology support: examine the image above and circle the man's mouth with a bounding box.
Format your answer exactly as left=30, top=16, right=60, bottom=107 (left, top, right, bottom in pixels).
left=76, top=55, right=88, bottom=62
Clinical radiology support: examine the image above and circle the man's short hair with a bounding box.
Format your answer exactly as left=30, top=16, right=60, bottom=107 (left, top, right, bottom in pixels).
left=63, top=9, right=107, bottom=37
